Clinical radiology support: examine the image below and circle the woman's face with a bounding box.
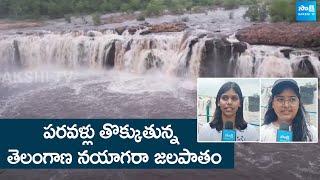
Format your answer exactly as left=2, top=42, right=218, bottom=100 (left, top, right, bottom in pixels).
left=218, top=89, right=241, bottom=119
left=272, top=89, right=299, bottom=124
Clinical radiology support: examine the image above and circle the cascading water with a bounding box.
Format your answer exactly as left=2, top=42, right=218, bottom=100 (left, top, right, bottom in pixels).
left=1, top=28, right=263, bottom=79
left=0, top=28, right=259, bottom=121
left=0, top=31, right=214, bottom=79
left=1, top=30, right=224, bottom=119
left=235, top=45, right=320, bottom=77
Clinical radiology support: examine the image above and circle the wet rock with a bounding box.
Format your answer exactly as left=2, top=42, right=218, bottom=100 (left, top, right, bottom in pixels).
left=189, top=38, right=199, bottom=47
left=140, top=22, right=187, bottom=35
left=197, top=33, right=207, bottom=39
left=145, top=52, right=163, bottom=70
left=222, top=37, right=247, bottom=54
left=115, top=22, right=187, bottom=36
left=86, top=31, right=102, bottom=37
left=103, top=40, right=116, bottom=67
left=280, top=49, right=294, bottom=59
left=139, top=22, right=150, bottom=26
left=139, top=29, right=151, bottom=35
left=234, top=42, right=247, bottom=54
left=87, top=31, right=96, bottom=37
left=293, top=56, right=317, bottom=77
left=184, top=37, right=199, bottom=68
left=236, top=22, right=320, bottom=48
left=13, top=40, right=21, bottom=68
left=128, top=27, right=138, bottom=35
left=37, top=32, right=45, bottom=37
left=199, top=38, right=247, bottom=77
left=310, top=47, right=320, bottom=55
left=115, top=26, right=126, bottom=35
left=125, top=39, right=133, bottom=51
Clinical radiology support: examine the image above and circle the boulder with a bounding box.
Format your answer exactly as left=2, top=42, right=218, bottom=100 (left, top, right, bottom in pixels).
left=114, top=22, right=187, bottom=35
left=280, top=48, right=294, bottom=58
left=199, top=37, right=247, bottom=77
left=115, top=26, right=126, bottom=35
left=140, top=22, right=187, bottom=35
left=236, top=22, right=320, bottom=48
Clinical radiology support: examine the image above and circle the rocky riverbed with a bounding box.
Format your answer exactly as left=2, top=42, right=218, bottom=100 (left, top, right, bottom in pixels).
left=236, top=22, right=320, bottom=48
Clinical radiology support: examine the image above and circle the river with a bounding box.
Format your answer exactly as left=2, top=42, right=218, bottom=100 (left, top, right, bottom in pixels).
left=0, top=7, right=319, bottom=180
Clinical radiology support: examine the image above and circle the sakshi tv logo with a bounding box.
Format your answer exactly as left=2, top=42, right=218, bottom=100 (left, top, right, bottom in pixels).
left=296, top=0, right=317, bottom=22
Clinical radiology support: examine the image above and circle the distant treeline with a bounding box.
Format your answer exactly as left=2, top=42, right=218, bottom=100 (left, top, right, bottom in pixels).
left=0, top=0, right=318, bottom=22
left=244, top=0, right=320, bottom=22
left=0, top=0, right=253, bottom=19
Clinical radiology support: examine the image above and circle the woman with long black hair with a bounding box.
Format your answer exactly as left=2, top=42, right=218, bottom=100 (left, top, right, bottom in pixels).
left=261, top=79, right=318, bottom=142
left=198, top=81, right=259, bottom=142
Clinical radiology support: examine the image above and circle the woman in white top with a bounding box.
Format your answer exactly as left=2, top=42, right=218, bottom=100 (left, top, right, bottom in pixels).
left=198, top=82, right=259, bottom=142
left=261, top=79, right=318, bottom=142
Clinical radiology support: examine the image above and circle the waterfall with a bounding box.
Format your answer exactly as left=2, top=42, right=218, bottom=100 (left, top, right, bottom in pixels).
left=0, top=31, right=213, bottom=78
left=1, top=31, right=319, bottom=78
left=235, top=45, right=320, bottom=78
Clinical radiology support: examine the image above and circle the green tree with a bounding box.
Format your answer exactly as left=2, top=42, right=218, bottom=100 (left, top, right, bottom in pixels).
left=0, top=0, right=10, bottom=17
left=74, top=0, right=89, bottom=13
left=129, top=0, right=142, bottom=11
left=41, top=0, right=74, bottom=18
left=146, top=0, right=165, bottom=16
left=269, top=0, right=295, bottom=22
left=100, top=0, right=121, bottom=12
left=169, top=0, right=193, bottom=13
left=120, top=3, right=131, bottom=12
left=194, top=0, right=213, bottom=6
left=222, top=0, right=239, bottom=10
left=8, top=0, right=40, bottom=18
left=243, top=2, right=268, bottom=22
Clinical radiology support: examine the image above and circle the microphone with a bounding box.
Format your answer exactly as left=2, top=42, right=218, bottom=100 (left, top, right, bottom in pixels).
left=222, top=121, right=236, bottom=141
left=276, top=123, right=292, bottom=142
